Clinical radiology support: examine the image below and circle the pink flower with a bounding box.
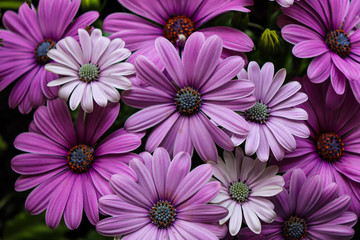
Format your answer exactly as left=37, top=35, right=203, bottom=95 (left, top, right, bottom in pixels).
left=45, top=28, right=134, bottom=113
left=122, top=33, right=256, bottom=162
left=96, top=148, right=228, bottom=239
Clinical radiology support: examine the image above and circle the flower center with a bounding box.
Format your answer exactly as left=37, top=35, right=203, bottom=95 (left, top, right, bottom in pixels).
left=67, top=144, right=94, bottom=173
left=149, top=200, right=177, bottom=229
left=245, top=101, right=270, bottom=124
left=79, top=63, right=100, bottom=82
left=34, top=39, right=55, bottom=65
left=174, top=86, right=202, bottom=115
left=229, top=181, right=251, bottom=203
left=282, top=216, right=308, bottom=240
left=325, top=30, right=351, bottom=58
left=316, top=132, right=344, bottom=162
left=163, top=16, right=195, bottom=46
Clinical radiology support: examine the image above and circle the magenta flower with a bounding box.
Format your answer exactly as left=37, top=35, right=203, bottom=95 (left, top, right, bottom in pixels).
left=122, top=33, right=255, bottom=162
left=272, top=79, right=360, bottom=216
left=45, top=28, right=134, bottom=113
left=103, top=0, right=254, bottom=67
left=229, top=61, right=309, bottom=161
left=280, top=0, right=360, bottom=104
left=0, top=0, right=99, bottom=114
left=237, top=169, right=357, bottom=240
left=11, top=98, right=143, bottom=229
left=211, top=147, right=284, bottom=235
left=96, top=147, right=228, bottom=239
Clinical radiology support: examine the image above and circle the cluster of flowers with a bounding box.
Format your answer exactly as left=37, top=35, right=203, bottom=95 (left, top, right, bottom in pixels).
left=1, top=0, right=360, bottom=239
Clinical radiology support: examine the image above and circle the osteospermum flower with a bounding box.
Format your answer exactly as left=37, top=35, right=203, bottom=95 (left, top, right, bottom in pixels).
left=103, top=0, right=253, bottom=67
left=122, top=33, right=255, bottom=162
left=237, top=169, right=357, bottom=240
left=45, top=28, right=134, bottom=113
left=273, top=79, right=360, bottom=215
left=96, top=147, right=228, bottom=239
left=229, top=61, right=309, bottom=161
left=280, top=0, right=360, bottom=104
left=211, top=147, right=284, bottom=235
left=11, top=98, right=143, bottom=229
left=0, top=0, right=98, bottom=114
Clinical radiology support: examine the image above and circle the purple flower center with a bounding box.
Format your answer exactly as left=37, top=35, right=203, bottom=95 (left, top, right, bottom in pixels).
left=316, top=132, right=344, bottom=162
left=245, top=101, right=270, bottom=124
left=282, top=216, right=307, bottom=240
left=79, top=63, right=100, bottom=82
left=149, top=200, right=177, bottom=229
left=34, top=39, right=55, bottom=65
left=229, top=181, right=251, bottom=203
left=164, top=16, right=195, bottom=46
left=175, top=86, right=202, bottom=115
left=325, top=30, right=351, bottom=58
left=67, top=144, right=94, bottom=173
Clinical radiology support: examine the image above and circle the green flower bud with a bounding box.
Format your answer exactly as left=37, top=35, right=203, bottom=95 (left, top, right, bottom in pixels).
left=258, top=28, right=282, bottom=55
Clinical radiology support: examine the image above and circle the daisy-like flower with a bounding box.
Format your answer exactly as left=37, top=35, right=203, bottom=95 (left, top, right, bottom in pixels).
left=96, top=147, right=228, bottom=239
left=11, top=98, right=143, bottom=229
left=273, top=79, right=360, bottom=215
left=237, top=169, right=357, bottom=240
left=269, top=0, right=299, bottom=8
left=211, top=147, right=284, bottom=236
left=280, top=0, right=360, bottom=104
left=45, top=28, right=134, bottom=113
left=0, top=0, right=98, bottom=114
left=229, top=61, right=309, bottom=162
left=103, top=0, right=254, bottom=68
left=122, top=33, right=255, bottom=162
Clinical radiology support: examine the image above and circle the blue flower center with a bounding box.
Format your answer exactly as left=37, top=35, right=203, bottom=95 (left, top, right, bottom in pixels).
left=175, top=86, right=202, bottom=115
left=282, top=216, right=307, bottom=240
left=326, top=30, right=351, bottom=58
left=245, top=101, right=270, bottom=124
left=67, top=145, right=94, bottom=173
left=229, top=181, right=251, bottom=203
left=79, top=63, right=100, bottom=82
left=34, top=39, right=55, bottom=64
left=164, top=16, right=195, bottom=45
left=316, top=132, right=344, bottom=162
left=149, top=200, right=177, bottom=229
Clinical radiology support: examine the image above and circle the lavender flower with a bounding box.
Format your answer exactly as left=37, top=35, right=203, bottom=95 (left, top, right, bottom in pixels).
left=238, top=169, right=357, bottom=240
left=280, top=0, right=360, bottom=105
left=11, top=98, right=143, bottom=229
left=230, top=61, right=309, bottom=161
left=103, top=0, right=253, bottom=67
left=45, top=28, right=134, bottom=113
left=122, top=33, right=255, bottom=162
left=211, top=147, right=284, bottom=235
left=96, top=148, right=228, bottom=239
left=273, top=79, right=360, bottom=215
left=0, top=0, right=98, bottom=113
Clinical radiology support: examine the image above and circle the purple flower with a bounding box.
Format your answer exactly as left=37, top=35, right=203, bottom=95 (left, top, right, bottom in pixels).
left=237, top=169, right=357, bottom=240
left=45, top=28, right=134, bottom=113
left=103, top=0, right=254, bottom=68
left=96, top=147, right=228, bottom=239
left=272, top=79, right=360, bottom=216
left=11, top=98, right=143, bottom=229
left=280, top=0, right=360, bottom=104
left=229, top=61, right=309, bottom=161
left=0, top=0, right=99, bottom=114
left=211, top=147, right=284, bottom=235
left=122, top=33, right=255, bottom=162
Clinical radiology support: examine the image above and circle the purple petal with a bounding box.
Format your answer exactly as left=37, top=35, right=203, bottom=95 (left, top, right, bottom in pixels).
left=122, top=86, right=171, bottom=108
left=64, top=174, right=83, bottom=230
left=174, top=220, right=218, bottom=240
left=245, top=123, right=260, bottom=156
left=64, top=11, right=99, bottom=38
left=307, top=53, right=331, bottom=83
left=330, top=64, right=346, bottom=95
left=173, top=117, right=194, bottom=156
left=152, top=147, right=171, bottom=200
left=178, top=205, right=228, bottom=222
left=293, top=40, right=328, bottom=58
left=95, top=132, right=141, bottom=156
left=265, top=120, right=296, bottom=151
left=98, top=194, right=147, bottom=217
left=96, top=216, right=149, bottom=236
left=180, top=181, right=221, bottom=207
left=282, top=24, right=323, bottom=44
left=296, top=175, right=323, bottom=216
left=83, top=173, right=100, bottom=225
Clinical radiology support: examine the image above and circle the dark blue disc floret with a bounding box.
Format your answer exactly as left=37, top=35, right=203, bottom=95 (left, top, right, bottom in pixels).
left=175, top=86, right=202, bottom=115
left=149, top=200, right=177, bottom=229
left=282, top=216, right=308, bottom=240
left=67, top=144, right=94, bottom=173
left=316, top=132, right=344, bottom=162
left=34, top=39, right=55, bottom=64
left=326, top=29, right=351, bottom=58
